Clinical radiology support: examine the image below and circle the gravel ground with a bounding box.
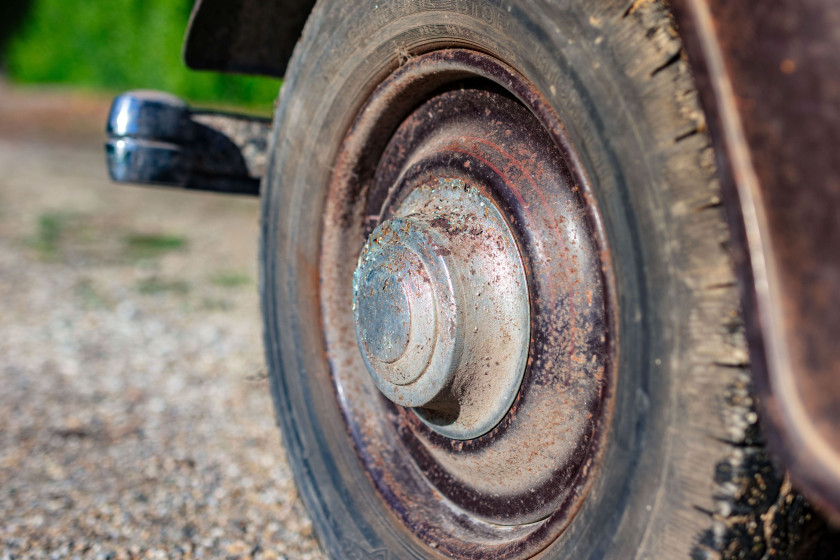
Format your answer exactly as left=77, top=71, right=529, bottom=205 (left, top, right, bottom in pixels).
left=0, top=83, right=325, bottom=559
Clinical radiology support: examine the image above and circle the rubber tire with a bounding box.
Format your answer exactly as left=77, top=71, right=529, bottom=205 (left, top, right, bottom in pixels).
left=260, top=1, right=819, bottom=558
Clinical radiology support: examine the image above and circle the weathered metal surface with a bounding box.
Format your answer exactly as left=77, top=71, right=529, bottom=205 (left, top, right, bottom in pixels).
left=670, top=0, right=840, bottom=517
left=106, top=90, right=270, bottom=196
left=353, top=178, right=530, bottom=439
left=183, top=0, right=316, bottom=77
left=318, top=50, right=615, bottom=557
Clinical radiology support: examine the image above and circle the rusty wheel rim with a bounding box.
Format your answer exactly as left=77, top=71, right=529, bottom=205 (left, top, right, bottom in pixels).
left=320, top=49, right=616, bottom=558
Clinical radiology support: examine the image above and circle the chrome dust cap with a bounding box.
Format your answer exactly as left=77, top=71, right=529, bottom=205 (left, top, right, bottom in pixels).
left=353, top=179, right=530, bottom=439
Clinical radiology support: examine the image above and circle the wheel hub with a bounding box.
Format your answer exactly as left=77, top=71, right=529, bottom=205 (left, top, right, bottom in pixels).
left=353, top=178, right=530, bottom=439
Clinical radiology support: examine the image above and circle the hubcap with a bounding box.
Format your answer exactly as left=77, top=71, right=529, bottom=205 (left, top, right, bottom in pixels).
left=353, top=178, right=530, bottom=439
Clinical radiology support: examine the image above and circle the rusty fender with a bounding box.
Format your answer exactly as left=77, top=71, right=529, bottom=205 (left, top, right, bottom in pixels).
left=670, top=0, right=840, bottom=520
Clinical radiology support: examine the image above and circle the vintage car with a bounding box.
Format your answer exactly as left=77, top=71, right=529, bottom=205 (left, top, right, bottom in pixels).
left=105, top=0, right=840, bottom=558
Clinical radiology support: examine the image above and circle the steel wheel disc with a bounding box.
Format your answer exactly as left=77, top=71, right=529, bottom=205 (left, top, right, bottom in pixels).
left=319, top=50, right=616, bottom=556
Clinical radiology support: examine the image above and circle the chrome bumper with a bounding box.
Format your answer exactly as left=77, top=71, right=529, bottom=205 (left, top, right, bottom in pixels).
left=105, top=90, right=270, bottom=196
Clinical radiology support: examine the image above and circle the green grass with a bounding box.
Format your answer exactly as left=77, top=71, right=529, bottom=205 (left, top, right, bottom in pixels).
left=136, top=277, right=190, bottom=295
left=200, top=297, right=233, bottom=311
left=4, top=0, right=281, bottom=111
left=29, top=214, right=188, bottom=263
left=124, top=233, right=187, bottom=259
left=210, top=271, right=251, bottom=288
left=30, top=211, right=71, bottom=259
left=74, top=278, right=109, bottom=309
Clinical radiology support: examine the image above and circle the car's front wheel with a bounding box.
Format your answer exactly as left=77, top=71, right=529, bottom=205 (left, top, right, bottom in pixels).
left=260, top=1, right=819, bottom=558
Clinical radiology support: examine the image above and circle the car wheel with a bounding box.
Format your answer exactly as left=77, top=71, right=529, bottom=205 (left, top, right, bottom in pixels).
left=260, top=1, right=822, bottom=558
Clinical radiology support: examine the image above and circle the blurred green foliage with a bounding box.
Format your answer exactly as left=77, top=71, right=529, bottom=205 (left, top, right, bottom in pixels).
left=4, top=0, right=281, bottom=111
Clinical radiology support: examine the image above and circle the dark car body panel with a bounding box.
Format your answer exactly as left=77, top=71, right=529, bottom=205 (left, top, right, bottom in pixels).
left=184, top=0, right=316, bottom=77
left=671, top=0, right=840, bottom=520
